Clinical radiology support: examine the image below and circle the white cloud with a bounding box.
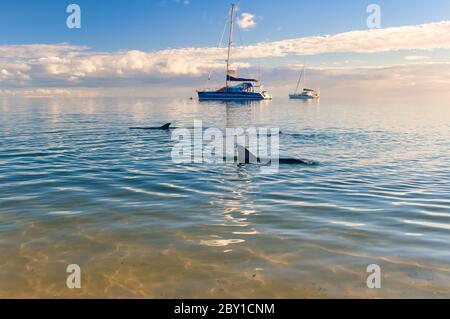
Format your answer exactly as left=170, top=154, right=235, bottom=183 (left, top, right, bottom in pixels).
left=174, top=0, right=190, bottom=5
left=404, top=55, right=430, bottom=61
left=1, top=21, right=450, bottom=88
left=259, top=62, right=450, bottom=99
left=237, top=20, right=450, bottom=58
left=3, top=63, right=450, bottom=98
left=0, top=88, right=96, bottom=98
left=237, top=13, right=257, bottom=30
left=0, top=44, right=88, bottom=59
left=1, top=69, right=9, bottom=77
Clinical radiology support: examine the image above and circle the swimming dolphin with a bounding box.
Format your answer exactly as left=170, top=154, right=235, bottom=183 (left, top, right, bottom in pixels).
left=129, top=123, right=175, bottom=130
left=236, top=145, right=318, bottom=165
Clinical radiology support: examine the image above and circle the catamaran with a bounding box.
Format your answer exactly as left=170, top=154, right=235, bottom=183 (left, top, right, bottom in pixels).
left=197, top=4, right=272, bottom=101
left=289, top=63, right=320, bottom=100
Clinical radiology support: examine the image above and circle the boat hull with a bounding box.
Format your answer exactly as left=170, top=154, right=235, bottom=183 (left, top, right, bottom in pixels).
left=198, top=91, right=270, bottom=101
left=289, top=94, right=319, bottom=100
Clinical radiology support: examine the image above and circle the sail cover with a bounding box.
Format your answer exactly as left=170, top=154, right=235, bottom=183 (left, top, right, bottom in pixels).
left=227, top=74, right=258, bottom=82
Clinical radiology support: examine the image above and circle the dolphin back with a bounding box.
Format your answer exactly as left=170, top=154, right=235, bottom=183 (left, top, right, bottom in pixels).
left=278, top=158, right=319, bottom=165
left=237, top=145, right=259, bottom=164
left=129, top=123, right=172, bottom=130
left=160, top=123, right=172, bottom=129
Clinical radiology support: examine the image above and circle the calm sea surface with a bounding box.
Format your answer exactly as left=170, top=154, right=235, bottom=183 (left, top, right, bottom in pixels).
left=0, top=96, right=449, bottom=298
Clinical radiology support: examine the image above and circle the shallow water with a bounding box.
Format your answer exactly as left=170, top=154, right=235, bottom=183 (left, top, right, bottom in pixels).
left=0, top=96, right=449, bottom=298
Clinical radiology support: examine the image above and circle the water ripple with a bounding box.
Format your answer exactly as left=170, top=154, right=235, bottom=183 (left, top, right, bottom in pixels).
left=0, top=97, right=449, bottom=298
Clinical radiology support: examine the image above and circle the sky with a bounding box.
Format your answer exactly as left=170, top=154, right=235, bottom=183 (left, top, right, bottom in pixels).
left=1, top=0, right=450, bottom=97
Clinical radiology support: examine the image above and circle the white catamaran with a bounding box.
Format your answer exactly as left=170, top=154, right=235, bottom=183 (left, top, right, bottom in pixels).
left=289, top=63, right=320, bottom=100
left=197, top=4, right=272, bottom=101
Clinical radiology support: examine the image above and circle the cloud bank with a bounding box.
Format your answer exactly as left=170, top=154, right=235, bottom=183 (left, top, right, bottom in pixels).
left=1, top=21, right=450, bottom=90
left=2, top=62, right=450, bottom=98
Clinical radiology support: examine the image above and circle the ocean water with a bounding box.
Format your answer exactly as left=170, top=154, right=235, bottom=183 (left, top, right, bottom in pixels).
left=0, top=96, right=449, bottom=298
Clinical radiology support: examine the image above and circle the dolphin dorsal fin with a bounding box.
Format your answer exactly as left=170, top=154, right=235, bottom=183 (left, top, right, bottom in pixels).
left=160, top=123, right=171, bottom=129
left=237, top=145, right=258, bottom=164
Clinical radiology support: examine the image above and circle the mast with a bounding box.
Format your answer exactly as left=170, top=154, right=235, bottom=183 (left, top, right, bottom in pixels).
left=294, top=67, right=304, bottom=94
left=303, top=64, right=306, bottom=89
left=226, top=4, right=236, bottom=88
left=303, top=57, right=306, bottom=89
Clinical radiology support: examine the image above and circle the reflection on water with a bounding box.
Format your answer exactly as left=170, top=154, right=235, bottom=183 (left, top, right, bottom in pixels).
left=0, top=96, right=449, bottom=298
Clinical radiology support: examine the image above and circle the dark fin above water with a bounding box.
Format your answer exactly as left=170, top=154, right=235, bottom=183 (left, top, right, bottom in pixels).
left=237, top=145, right=259, bottom=164
left=129, top=123, right=172, bottom=130
left=159, top=123, right=172, bottom=129
left=278, top=158, right=319, bottom=165
left=237, top=145, right=319, bottom=166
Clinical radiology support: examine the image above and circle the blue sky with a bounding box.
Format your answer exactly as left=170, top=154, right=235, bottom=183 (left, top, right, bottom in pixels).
left=1, top=0, right=450, bottom=51
left=1, top=1, right=450, bottom=96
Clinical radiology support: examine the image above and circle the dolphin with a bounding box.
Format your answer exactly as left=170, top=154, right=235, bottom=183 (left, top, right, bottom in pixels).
left=129, top=123, right=175, bottom=130
left=236, top=145, right=318, bottom=165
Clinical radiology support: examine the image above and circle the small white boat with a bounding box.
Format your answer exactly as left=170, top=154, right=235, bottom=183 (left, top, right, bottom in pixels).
left=289, top=63, right=320, bottom=100
left=289, top=88, right=320, bottom=99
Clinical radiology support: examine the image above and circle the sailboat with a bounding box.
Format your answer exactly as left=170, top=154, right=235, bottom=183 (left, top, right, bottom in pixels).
left=197, top=4, right=272, bottom=101
left=289, top=63, right=320, bottom=99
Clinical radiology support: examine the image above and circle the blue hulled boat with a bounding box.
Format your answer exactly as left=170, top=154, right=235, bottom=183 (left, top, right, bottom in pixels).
left=198, top=77, right=272, bottom=101
left=197, top=4, right=272, bottom=101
